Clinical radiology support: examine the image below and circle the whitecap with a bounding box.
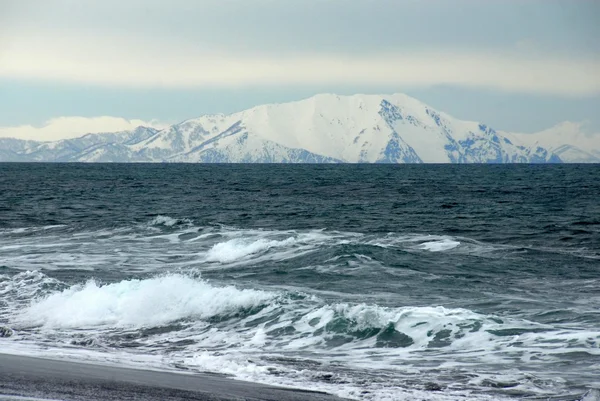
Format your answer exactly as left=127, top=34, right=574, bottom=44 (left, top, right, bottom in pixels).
left=205, top=237, right=296, bottom=263
left=148, top=215, right=191, bottom=227
left=417, top=239, right=460, bottom=252
left=16, top=274, right=277, bottom=329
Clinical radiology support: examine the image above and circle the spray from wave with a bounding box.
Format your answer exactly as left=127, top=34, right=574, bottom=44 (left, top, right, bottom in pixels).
left=14, top=274, right=276, bottom=329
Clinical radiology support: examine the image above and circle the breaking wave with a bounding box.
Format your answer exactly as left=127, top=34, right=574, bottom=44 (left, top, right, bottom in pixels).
left=4, top=271, right=597, bottom=355
left=14, top=274, right=276, bottom=329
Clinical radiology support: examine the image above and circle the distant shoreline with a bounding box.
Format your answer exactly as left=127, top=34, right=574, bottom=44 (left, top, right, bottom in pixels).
left=0, top=353, right=345, bottom=401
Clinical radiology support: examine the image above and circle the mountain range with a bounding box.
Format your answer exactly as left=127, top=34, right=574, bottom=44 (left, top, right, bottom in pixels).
left=0, top=93, right=596, bottom=163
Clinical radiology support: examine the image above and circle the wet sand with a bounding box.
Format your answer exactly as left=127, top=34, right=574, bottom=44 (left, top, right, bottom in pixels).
left=0, top=353, right=347, bottom=401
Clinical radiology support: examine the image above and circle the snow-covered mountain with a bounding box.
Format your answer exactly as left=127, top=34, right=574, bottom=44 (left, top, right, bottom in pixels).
left=0, top=93, right=568, bottom=163
left=504, top=122, right=600, bottom=163
left=0, top=126, right=159, bottom=162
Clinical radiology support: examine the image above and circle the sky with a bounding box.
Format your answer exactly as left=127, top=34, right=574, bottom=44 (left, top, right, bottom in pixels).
left=0, top=0, right=599, bottom=142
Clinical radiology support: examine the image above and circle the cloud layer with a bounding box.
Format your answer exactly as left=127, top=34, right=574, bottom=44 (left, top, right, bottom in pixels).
left=2, top=35, right=599, bottom=96
left=1, top=1, right=599, bottom=96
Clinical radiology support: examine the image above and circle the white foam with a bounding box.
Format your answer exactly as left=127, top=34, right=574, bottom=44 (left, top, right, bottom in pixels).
left=185, top=351, right=271, bottom=377
left=17, top=274, right=276, bottom=329
left=205, top=237, right=296, bottom=263
left=367, top=234, right=460, bottom=251
left=0, top=271, right=63, bottom=308
left=417, top=239, right=460, bottom=252
left=0, top=225, right=66, bottom=235
left=148, top=215, right=191, bottom=227
left=291, top=303, right=490, bottom=351
left=181, top=350, right=505, bottom=401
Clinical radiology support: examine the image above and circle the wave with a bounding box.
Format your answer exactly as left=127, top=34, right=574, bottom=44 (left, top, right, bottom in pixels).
left=0, top=271, right=65, bottom=316
left=5, top=271, right=565, bottom=350
left=0, top=225, right=67, bottom=237
left=148, top=215, right=192, bottom=227
left=205, top=237, right=297, bottom=263
left=294, top=303, right=485, bottom=346
left=416, top=238, right=461, bottom=252
left=6, top=218, right=593, bottom=280
left=8, top=272, right=592, bottom=357
left=14, top=274, right=276, bottom=329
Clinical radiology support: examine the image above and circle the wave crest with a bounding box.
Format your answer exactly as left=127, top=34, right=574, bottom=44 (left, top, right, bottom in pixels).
left=206, top=237, right=297, bottom=263
left=148, top=215, right=192, bottom=227
left=18, top=274, right=277, bottom=329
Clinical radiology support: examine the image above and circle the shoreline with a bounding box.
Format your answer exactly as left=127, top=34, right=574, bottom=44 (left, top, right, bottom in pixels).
left=0, top=353, right=347, bottom=401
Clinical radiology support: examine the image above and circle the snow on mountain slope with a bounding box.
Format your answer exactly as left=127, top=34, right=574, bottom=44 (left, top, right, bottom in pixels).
left=0, top=138, right=39, bottom=161
left=238, top=94, right=405, bottom=162
left=504, top=122, right=600, bottom=163
left=172, top=130, right=341, bottom=163
left=241, top=93, right=561, bottom=163
left=0, top=93, right=568, bottom=163
left=551, top=144, right=600, bottom=163
left=0, top=127, right=158, bottom=162
left=130, top=117, right=226, bottom=159
left=131, top=94, right=423, bottom=163
left=154, top=93, right=547, bottom=164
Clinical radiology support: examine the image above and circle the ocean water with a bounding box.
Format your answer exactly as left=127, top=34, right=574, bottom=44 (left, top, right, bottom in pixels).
left=0, top=163, right=599, bottom=401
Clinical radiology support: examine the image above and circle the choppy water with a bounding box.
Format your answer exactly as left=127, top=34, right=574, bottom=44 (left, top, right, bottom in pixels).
left=0, top=163, right=599, bottom=401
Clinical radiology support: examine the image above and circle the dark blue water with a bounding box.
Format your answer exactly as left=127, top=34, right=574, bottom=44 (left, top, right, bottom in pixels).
left=1, top=164, right=599, bottom=401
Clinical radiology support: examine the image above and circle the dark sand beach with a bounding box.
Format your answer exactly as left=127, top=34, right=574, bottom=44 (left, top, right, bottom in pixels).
left=0, top=354, right=347, bottom=401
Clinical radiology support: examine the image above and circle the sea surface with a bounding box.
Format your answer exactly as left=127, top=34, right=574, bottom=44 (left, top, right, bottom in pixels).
left=0, top=163, right=599, bottom=401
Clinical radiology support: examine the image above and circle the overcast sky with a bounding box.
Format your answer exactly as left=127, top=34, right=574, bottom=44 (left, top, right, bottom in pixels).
left=0, top=0, right=599, bottom=141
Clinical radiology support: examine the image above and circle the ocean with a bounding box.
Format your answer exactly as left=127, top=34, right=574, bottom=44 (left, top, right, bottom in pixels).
left=0, top=163, right=599, bottom=401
